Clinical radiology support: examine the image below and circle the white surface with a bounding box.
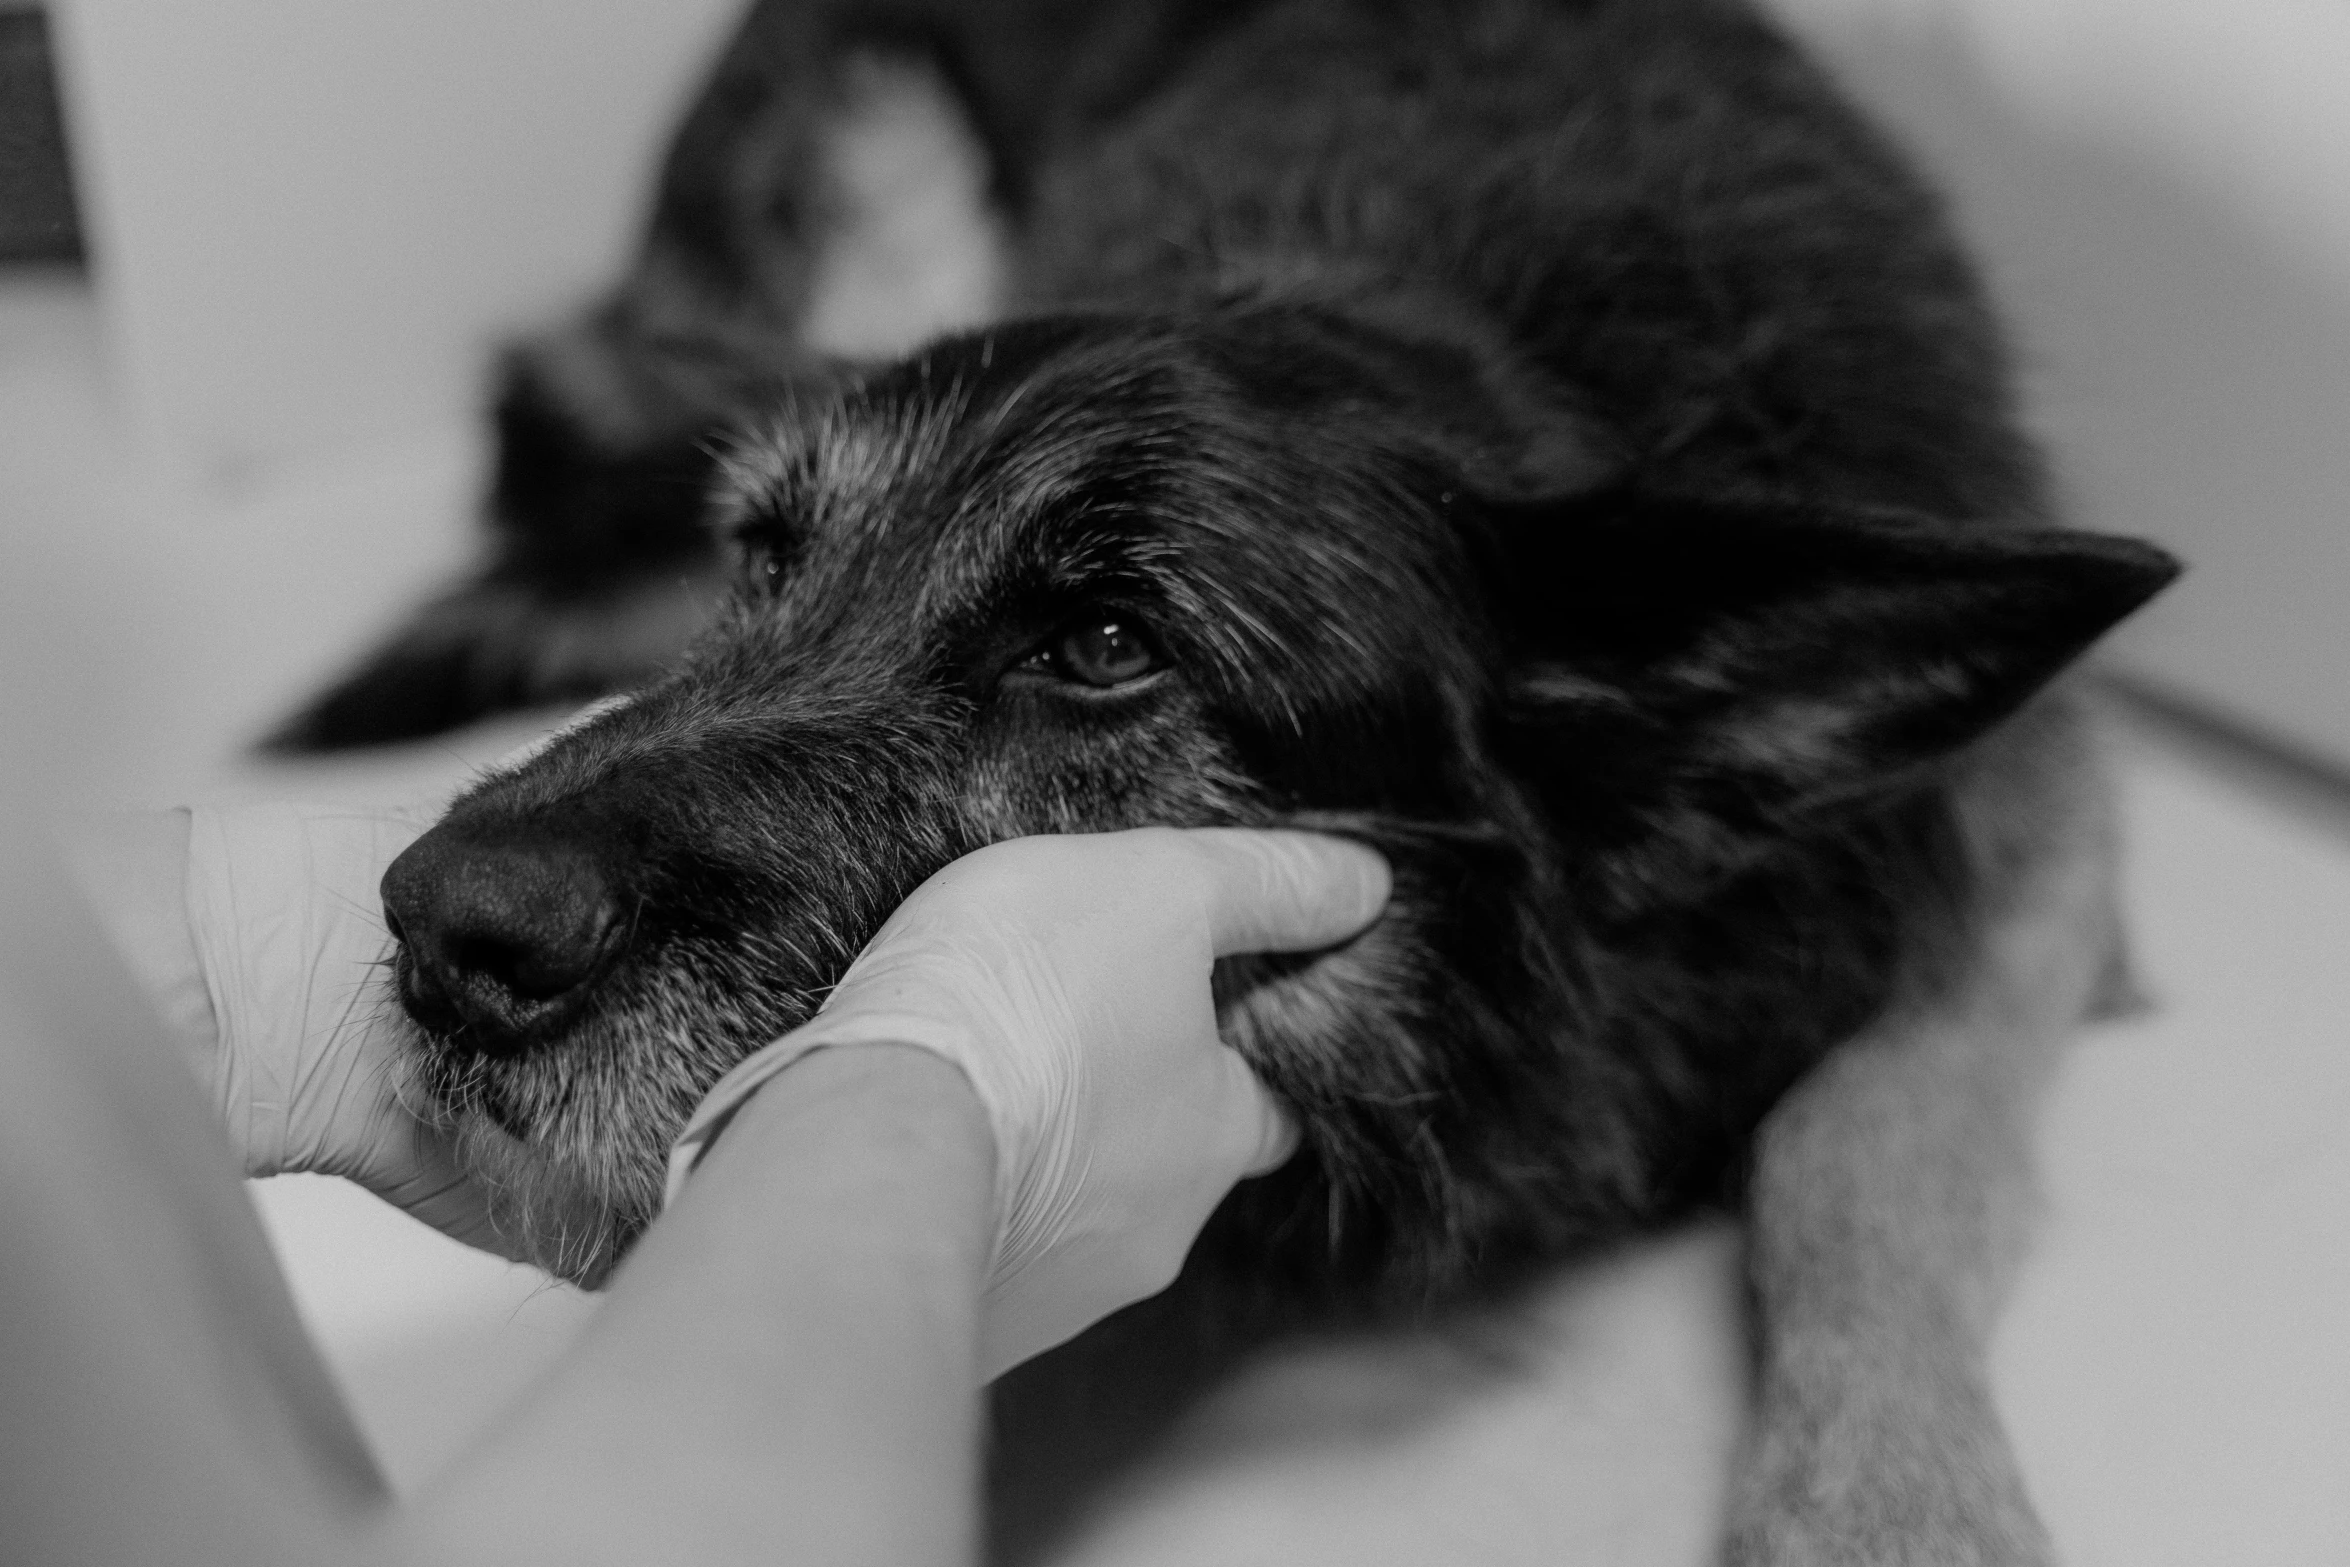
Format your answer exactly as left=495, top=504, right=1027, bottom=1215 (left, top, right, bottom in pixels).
left=7, top=271, right=2347, bottom=1561
left=2000, top=736, right=2350, bottom=1567
left=249, top=1176, right=599, bottom=1495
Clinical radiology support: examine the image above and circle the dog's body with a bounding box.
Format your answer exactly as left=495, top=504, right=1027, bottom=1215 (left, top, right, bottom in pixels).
left=298, top=3, right=2177, bottom=1560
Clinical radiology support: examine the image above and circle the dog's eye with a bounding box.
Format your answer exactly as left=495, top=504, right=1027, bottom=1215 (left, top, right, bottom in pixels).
left=730, top=510, right=797, bottom=595
left=736, top=538, right=788, bottom=594
left=1027, top=616, right=1162, bottom=687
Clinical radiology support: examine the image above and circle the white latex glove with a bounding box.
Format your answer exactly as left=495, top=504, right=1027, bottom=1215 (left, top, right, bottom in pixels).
left=664, top=827, right=1393, bottom=1380
left=180, top=801, right=520, bottom=1256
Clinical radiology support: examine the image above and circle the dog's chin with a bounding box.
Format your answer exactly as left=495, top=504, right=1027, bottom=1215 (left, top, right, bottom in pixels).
left=393, top=1035, right=669, bottom=1289
left=384, top=947, right=812, bottom=1285
left=443, top=1106, right=655, bottom=1288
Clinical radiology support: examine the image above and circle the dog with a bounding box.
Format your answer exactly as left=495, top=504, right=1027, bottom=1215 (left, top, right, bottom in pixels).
left=285, top=2, right=2181, bottom=1560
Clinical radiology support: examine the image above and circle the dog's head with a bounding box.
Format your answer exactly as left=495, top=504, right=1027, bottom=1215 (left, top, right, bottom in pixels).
left=379, top=304, right=2176, bottom=1288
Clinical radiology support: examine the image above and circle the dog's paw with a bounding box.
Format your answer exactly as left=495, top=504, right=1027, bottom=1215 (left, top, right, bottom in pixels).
left=1723, top=1378, right=2056, bottom=1567
left=264, top=565, right=721, bottom=751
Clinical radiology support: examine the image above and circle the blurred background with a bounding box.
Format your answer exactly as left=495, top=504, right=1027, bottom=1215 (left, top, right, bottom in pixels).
left=3, top=1, right=2345, bottom=1562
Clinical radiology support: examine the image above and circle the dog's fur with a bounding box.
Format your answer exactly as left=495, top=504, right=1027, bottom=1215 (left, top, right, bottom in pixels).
left=294, top=3, right=2180, bottom=1561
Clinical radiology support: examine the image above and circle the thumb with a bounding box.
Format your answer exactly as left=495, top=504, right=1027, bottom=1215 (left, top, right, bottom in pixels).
left=1183, top=828, right=1391, bottom=959
left=1220, top=1047, right=1303, bottom=1176
left=361, top=1118, right=533, bottom=1263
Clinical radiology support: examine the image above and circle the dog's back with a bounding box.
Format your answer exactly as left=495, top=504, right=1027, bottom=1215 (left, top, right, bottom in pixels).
left=1022, top=0, right=2041, bottom=523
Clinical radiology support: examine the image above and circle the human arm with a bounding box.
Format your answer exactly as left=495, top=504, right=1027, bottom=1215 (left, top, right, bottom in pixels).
left=36, top=815, right=1388, bottom=1563
left=8, top=866, right=986, bottom=1566
left=413, top=824, right=1386, bottom=1561
left=410, top=1044, right=993, bottom=1567
left=67, top=803, right=1388, bottom=1369
left=2, top=833, right=388, bottom=1566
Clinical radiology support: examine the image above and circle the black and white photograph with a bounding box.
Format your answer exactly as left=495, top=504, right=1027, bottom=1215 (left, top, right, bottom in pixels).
left=4, top=2, right=2346, bottom=1563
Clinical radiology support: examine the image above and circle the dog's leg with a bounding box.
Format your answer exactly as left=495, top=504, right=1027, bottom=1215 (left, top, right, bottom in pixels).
left=1726, top=716, right=2123, bottom=1567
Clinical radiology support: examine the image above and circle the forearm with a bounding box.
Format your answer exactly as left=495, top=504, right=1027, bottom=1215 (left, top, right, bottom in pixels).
left=56, top=807, right=217, bottom=1055
left=401, top=1044, right=995, bottom=1567
left=3, top=837, right=386, bottom=1567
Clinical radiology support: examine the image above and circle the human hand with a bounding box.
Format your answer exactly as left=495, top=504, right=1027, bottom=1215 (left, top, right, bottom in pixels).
left=180, top=802, right=521, bottom=1256
left=664, top=827, right=1392, bottom=1379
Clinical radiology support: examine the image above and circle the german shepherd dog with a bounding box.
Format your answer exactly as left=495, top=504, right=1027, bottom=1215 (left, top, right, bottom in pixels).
left=288, top=1, right=2180, bottom=1560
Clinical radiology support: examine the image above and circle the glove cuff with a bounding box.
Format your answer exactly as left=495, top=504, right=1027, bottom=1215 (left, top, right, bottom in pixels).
left=661, top=1012, right=994, bottom=1211
left=661, top=1031, right=829, bottom=1209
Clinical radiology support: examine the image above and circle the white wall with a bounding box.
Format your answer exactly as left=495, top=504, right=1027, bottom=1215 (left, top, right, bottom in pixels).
left=52, top=0, right=740, bottom=486
left=1763, top=0, right=2350, bottom=765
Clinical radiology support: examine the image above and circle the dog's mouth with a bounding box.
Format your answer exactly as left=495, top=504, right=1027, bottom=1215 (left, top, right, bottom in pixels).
left=400, top=1019, right=541, bottom=1143
left=384, top=920, right=834, bottom=1284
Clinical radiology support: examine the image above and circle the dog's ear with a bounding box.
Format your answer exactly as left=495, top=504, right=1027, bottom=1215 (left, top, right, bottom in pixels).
left=1485, top=488, right=2180, bottom=844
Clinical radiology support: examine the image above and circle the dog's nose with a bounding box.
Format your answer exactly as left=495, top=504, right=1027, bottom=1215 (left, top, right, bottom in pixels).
left=381, top=826, right=624, bottom=1047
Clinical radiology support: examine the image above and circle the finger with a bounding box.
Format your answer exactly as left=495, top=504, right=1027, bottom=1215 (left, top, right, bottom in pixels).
left=1230, top=1059, right=1302, bottom=1177
left=1181, top=828, right=1392, bottom=957
left=368, top=1122, right=536, bottom=1262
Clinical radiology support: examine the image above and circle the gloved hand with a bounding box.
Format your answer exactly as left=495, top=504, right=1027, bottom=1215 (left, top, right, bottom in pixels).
left=664, top=827, right=1392, bottom=1380
left=179, top=802, right=521, bottom=1256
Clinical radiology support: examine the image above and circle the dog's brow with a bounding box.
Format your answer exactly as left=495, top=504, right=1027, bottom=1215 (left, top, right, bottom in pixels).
left=714, top=430, right=810, bottom=508
left=912, top=495, right=1177, bottom=632
left=1015, top=471, right=1190, bottom=577
left=721, top=390, right=983, bottom=551
left=1042, top=521, right=1184, bottom=599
